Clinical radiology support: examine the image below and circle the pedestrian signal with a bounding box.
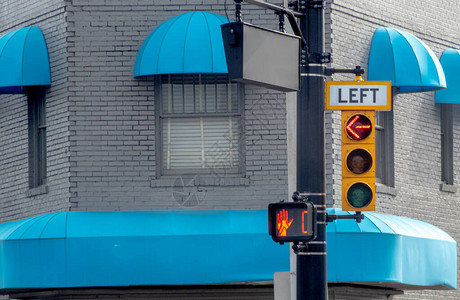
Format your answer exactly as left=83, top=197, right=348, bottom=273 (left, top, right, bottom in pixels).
left=268, top=202, right=316, bottom=243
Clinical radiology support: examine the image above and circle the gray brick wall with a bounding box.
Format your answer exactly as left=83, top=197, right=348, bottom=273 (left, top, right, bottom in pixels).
left=64, top=1, right=289, bottom=211
left=329, top=0, right=460, bottom=299
left=0, top=0, right=71, bottom=223
left=0, top=0, right=459, bottom=299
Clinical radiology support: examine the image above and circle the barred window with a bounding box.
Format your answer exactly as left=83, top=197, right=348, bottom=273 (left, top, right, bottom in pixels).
left=156, top=74, right=243, bottom=175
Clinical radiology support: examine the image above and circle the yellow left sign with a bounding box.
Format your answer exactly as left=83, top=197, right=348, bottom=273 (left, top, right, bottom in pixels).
left=326, top=81, right=392, bottom=111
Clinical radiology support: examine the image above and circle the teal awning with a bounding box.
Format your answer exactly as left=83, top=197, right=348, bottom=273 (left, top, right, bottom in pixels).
left=435, top=49, right=460, bottom=104
left=0, top=210, right=287, bottom=289
left=327, top=209, right=457, bottom=289
left=368, top=27, right=446, bottom=93
left=134, top=12, right=229, bottom=77
left=0, top=209, right=456, bottom=291
left=0, top=26, right=51, bottom=93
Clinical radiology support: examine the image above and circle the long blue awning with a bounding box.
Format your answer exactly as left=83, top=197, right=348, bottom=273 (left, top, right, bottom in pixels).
left=368, top=27, right=446, bottom=93
left=134, top=12, right=229, bottom=77
left=0, top=209, right=456, bottom=290
left=0, top=26, right=51, bottom=93
left=435, top=49, right=460, bottom=104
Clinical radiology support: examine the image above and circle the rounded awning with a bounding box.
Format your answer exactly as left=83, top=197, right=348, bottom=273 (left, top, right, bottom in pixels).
left=368, top=27, right=446, bottom=93
left=435, top=49, right=460, bottom=104
left=134, top=12, right=229, bottom=77
left=0, top=209, right=456, bottom=291
left=327, top=209, right=457, bottom=290
left=0, top=26, right=51, bottom=93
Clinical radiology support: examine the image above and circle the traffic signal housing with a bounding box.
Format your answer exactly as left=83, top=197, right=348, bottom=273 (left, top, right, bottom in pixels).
left=342, top=111, right=375, bottom=211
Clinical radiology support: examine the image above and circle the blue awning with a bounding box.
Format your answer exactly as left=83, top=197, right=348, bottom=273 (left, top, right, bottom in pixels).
left=435, top=49, right=460, bottom=104
left=327, top=209, right=457, bottom=289
left=0, top=26, right=51, bottom=93
left=0, top=210, right=287, bottom=288
left=134, top=12, right=229, bottom=77
left=0, top=209, right=456, bottom=290
left=368, top=27, right=446, bottom=93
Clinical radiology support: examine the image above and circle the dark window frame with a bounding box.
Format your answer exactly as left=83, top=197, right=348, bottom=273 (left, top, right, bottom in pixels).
left=375, top=93, right=395, bottom=187
left=27, top=86, right=47, bottom=188
left=441, top=103, right=454, bottom=185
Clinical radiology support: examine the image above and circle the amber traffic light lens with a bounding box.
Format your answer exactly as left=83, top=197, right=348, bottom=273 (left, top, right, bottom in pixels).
left=346, top=114, right=372, bottom=140
left=347, top=182, right=372, bottom=208
left=346, top=149, right=372, bottom=174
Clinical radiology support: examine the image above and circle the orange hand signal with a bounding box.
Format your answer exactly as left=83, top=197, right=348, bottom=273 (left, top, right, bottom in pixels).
left=277, top=209, right=293, bottom=236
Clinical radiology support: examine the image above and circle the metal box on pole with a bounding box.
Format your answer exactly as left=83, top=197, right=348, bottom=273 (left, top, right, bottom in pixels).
left=221, top=22, right=300, bottom=92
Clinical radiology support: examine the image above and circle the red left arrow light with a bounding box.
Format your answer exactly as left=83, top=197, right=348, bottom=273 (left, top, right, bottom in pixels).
left=346, top=114, right=372, bottom=140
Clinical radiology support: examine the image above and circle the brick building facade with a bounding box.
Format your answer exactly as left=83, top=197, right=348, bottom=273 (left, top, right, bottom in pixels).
left=0, top=0, right=459, bottom=299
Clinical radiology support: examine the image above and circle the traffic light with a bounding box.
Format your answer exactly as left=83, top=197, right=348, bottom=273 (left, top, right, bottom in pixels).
left=342, top=111, right=375, bottom=211
left=268, top=202, right=316, bottom=244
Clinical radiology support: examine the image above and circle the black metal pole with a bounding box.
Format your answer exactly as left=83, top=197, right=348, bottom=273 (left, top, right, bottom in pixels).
left=297, top=0, right=327, bottom=299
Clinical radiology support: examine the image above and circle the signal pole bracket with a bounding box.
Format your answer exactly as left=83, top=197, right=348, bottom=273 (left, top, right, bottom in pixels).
left=326, top=211, right=365, bottom=223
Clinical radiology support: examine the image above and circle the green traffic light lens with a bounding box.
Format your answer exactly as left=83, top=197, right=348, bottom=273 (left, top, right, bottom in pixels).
left=347, top=182, right=372, bottom=208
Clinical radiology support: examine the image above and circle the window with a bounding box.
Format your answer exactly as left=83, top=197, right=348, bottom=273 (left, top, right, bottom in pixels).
left=375, top=109, right=394, bottom=187
left=441, top=104, right=454, bottom=185
left=28, top=87, right=47, bottom=188
left=156, top=74, right=243, bottom=175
